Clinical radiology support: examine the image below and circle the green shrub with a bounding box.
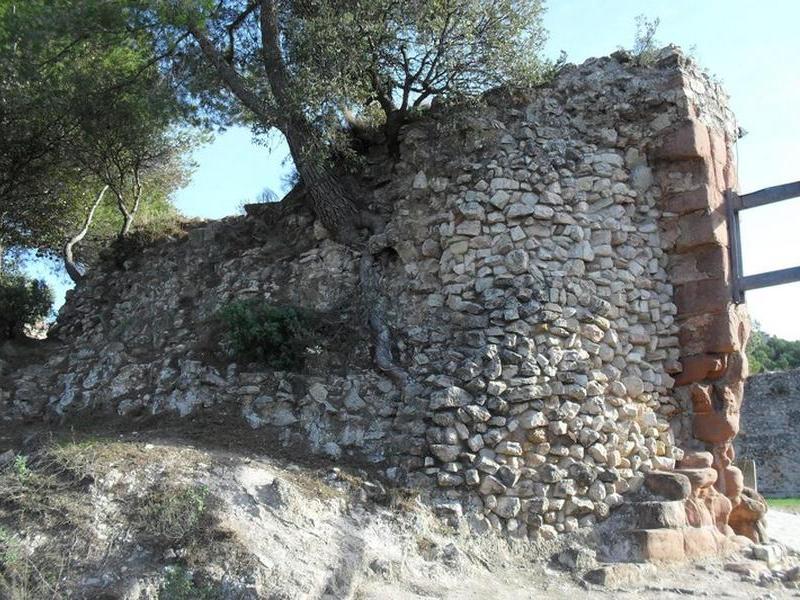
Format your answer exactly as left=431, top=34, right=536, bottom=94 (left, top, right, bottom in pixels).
left=159, top=566, right=221, bottom=600
left=0, top=272, right=53, bottom=339
left=217, top=300, right=317, bottom=370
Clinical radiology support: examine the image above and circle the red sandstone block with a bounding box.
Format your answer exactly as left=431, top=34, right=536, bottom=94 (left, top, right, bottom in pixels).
left=674, top=279, right=730, bottom=317
left=629, top=528, right=686, bottom=561
left=689, top=383, right=713, bottom=413
left=685, top=496, right=716, bottom=527
left=655, top=121, right=712, bottom=161
left=678, top=451, right=714, bottom=469
left=674, top=353, right=727, bottom=385
left=670, top=246, right=729, bottom=286
left=674, top=467, right=718, bottom=492
left=630, top=500, right=688, bottom=529
left=693, top=410, right=740, bottom=446
left=675, top=208, right=728, bottom=252
left=644, top=471, right=692, bottom=501
left=678, top=311, right=739, bottom=355
left=664, top=185, right=724, bottom=215
left=683, top=526, right=720, bottom=558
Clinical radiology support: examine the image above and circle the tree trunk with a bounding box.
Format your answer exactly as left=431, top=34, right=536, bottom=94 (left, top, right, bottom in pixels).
left=383, top=108, right=407, bottom=159
left=64, top=185, right=109, bottom=283
left=258, top=0, right=368, bottom=242
left=190, top=2, right=380, bottom=243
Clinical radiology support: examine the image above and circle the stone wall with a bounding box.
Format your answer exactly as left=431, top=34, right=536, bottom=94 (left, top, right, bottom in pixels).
left=0, top=47, right=758, bottom=551
left=737, top=369, right=800, bottom=497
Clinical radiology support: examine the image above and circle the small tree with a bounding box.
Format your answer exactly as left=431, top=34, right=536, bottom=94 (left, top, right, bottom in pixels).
left=622, top=14, right=662, bottom=66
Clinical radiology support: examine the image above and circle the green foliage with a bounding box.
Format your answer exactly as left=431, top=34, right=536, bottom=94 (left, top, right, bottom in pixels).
left=0, top=272, right=53, bottom=339
left=747, top=323, right=800, bottom=374
left=159, top=566, right=221, bottom=600
left=624, top=14, right=662, bottom=66
left=0, top=526, right=21, bottom=569
left=134, top=485, right=213, bottom=544
left=159, top=0, right=549, bottom=156
left=0, top=0, right=197, bottom=262
left=11, top=458, right=29, bottom=484
left=218, top=301, right=317, bottom=370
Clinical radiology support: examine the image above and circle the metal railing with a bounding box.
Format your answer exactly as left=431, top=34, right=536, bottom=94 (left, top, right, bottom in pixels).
left=726, top=181, right=800, bottom=303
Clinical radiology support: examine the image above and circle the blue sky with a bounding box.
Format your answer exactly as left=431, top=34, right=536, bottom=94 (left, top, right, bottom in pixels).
left=28, top=0, right=800, bottom=339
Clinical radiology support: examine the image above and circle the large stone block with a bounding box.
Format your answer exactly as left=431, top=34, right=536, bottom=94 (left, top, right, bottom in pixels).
left=628, top=528, right=686, bottom=561
left=628, top=500, right=688, bottom=529
left=674, top=353, right=727, bottom=385
left=644, top=471, right=691, bottom=501
left=669, top=246, right=728, bottom=286
left=693, top=411, right=740, bottom=445
left=675, top=208, right=728, bottom=252
left=655, top=121, right=711, bottom=161
left=683, top=526, right=720, bottom=558
left=674, top=279, right=730, bottom=317
left=664, top=184, right=724, bottom=215
left=674, top=467, right=717, bottom=492
left=678, top=451, right=714, bottom=469
left=678, top=309, right=741, bottom=355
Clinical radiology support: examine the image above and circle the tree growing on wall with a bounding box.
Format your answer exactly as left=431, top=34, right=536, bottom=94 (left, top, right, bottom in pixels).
left=152, top=0, right=548, bottom=242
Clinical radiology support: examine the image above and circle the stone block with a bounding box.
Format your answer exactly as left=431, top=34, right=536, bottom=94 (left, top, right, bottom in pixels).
left=674, top=353, right=727, bottom=385
left=655, top=120, right=711, bottom=161
left=678, top=309, right=740, bottom=355
left=752, top=543, right=784, bottom=567
left=628, top=500, right=687, bottom=529
left=584, top=563, right=656, bottom=587
left=669, top=246, right=728, bottom=286
left=683, top=526, right=719, bottom=558
left=663, top=184, right=724, bottom=215
left=674, top=467, right=717, bottom=492
left=678, top=451, right=714, bottom=469
left=628, top=528, right=686, bottom=561
left=674, top=279, right=729, bottom=317
left=685, top=496, right=716, bottom=527
left=674, top=208, right=728, bottom=252
left=644, top=471, right=691, bottom=501
left=693, top=411, right=740, bottom=445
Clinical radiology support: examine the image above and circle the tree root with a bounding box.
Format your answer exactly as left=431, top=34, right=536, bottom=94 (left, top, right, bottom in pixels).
left=358, top=250, right=408, bottom=390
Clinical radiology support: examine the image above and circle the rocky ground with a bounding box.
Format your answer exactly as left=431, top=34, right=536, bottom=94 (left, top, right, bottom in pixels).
left=0, top=418, right=798, bottom=599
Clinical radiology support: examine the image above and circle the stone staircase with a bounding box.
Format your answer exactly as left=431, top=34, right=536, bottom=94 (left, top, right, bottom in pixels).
left=613, top=451, right=744, bottom=561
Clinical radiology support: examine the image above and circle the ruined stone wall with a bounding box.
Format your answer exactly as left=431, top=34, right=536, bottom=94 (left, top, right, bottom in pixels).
left=1, top=48, right=753, bottom=547
left=736, top=369, right=800, bottom=497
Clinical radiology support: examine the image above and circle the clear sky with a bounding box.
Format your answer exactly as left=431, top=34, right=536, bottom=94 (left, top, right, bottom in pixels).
left=27, top=0, right=800, bottom=339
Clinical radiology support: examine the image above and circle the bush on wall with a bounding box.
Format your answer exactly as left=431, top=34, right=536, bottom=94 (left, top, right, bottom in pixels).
left=217, top=300, right=317, bottom=370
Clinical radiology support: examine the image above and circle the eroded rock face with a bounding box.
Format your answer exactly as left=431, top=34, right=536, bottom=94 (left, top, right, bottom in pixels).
left=0, top=47, right=754, bottom=548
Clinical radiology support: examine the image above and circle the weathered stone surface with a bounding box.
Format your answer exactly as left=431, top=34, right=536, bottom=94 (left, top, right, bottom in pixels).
left=627, top=528, right=686, bottom=561
left=644, top=472, right=691, bottom=501
left=628, top=501, right=688, bottom=529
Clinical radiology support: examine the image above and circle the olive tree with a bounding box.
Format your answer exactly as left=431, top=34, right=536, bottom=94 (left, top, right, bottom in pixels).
left=153, top=0, right=548, bottom=242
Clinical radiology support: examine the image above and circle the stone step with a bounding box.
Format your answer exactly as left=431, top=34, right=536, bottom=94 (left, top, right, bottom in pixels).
left=674, top=467, right=717, bottom=491
left=643, top=471, right=691, bottom=500
left=624, top=526, right=737, bottom=562
left=621, top=500, right=687, bottom=529
left=678, top=450, right=713, bottom=469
